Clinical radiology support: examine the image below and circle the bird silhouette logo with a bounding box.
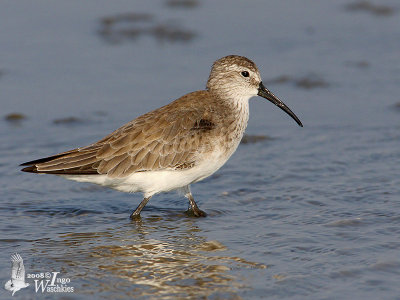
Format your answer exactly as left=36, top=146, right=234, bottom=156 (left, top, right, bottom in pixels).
left=4, top=253, right=30, bottom=296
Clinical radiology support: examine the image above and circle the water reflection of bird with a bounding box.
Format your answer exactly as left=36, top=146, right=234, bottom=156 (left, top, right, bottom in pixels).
left=4, top=253, right=30, bottom=296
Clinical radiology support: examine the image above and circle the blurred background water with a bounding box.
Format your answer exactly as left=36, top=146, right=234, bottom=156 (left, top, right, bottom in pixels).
left=1, top=0, right=400, bottom=299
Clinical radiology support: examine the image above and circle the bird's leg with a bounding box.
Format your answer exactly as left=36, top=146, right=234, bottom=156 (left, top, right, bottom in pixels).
left=182, top=186, right=205, bottom=218
left=130, top=196, right=152, bottom=219
left=180, top=185, right=206, bottom=217
left=187, top=193, right=207, bottom=217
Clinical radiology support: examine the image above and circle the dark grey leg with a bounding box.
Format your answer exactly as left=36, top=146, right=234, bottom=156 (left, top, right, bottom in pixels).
left=130, top=196, right=152, bottom=219
left=187, top=194, right=207, bottom=217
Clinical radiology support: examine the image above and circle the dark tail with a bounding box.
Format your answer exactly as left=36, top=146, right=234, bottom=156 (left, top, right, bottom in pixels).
left=20, top=153, right=68, bottom=173
left=20, top=150, right=99, bottom=175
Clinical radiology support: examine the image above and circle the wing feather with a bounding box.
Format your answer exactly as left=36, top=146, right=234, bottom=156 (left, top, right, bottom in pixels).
left=146, top=151, right=159, bottom=169
left=39, top=157, right=98, bottom=171
left=21, top=91, right=225, bottom=177
left=108, top=156, right=132, bottom=177
left=132, top=148, right=148, bottom=165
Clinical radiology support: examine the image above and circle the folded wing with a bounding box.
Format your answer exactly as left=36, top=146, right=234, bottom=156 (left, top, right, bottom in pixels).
left=21, top=92, right=218, bottom=178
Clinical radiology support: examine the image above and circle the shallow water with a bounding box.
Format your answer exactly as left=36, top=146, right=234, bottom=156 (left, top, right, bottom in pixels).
left=1, top=0, right=400, bottom=299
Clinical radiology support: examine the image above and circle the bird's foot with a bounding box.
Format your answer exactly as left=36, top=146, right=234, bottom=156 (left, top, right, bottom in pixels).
left=129, top=212, right=142, bottom=220
left=186, top=192, right=207, bottom=217
left=186, top=207, right=207, bottom=217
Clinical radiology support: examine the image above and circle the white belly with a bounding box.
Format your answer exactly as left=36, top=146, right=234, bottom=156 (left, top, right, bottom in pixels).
left=62, top=144, right=236, bottom=198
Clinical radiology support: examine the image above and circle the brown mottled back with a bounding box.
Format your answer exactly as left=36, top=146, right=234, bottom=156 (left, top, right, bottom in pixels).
left=21, top=90, right=238, bottom=178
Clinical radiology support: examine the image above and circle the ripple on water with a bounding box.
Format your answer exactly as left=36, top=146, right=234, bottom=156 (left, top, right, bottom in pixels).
left=324, top=218, right=365, bottom=227
left=19, top=213, right=269, bottom=299
left=25, top=207, right=104, bottom=217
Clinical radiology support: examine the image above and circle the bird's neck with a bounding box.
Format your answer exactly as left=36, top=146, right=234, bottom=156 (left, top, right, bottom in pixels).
left=216, top=92, right=251, bottom=152
left=209, top=89, right=251, bottom=128
left=223, top=93, right=250, bottom=127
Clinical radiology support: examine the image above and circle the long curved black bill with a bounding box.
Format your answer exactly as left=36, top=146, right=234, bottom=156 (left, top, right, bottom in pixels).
left=258, top=82, right=303, bottom=127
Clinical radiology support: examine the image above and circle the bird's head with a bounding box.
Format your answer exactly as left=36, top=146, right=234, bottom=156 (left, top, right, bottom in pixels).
left=207, top=55, right=303, bottom=127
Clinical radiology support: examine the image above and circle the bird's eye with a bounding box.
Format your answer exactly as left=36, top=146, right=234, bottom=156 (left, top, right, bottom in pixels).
left=241, top=71, right=249, bottom=77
